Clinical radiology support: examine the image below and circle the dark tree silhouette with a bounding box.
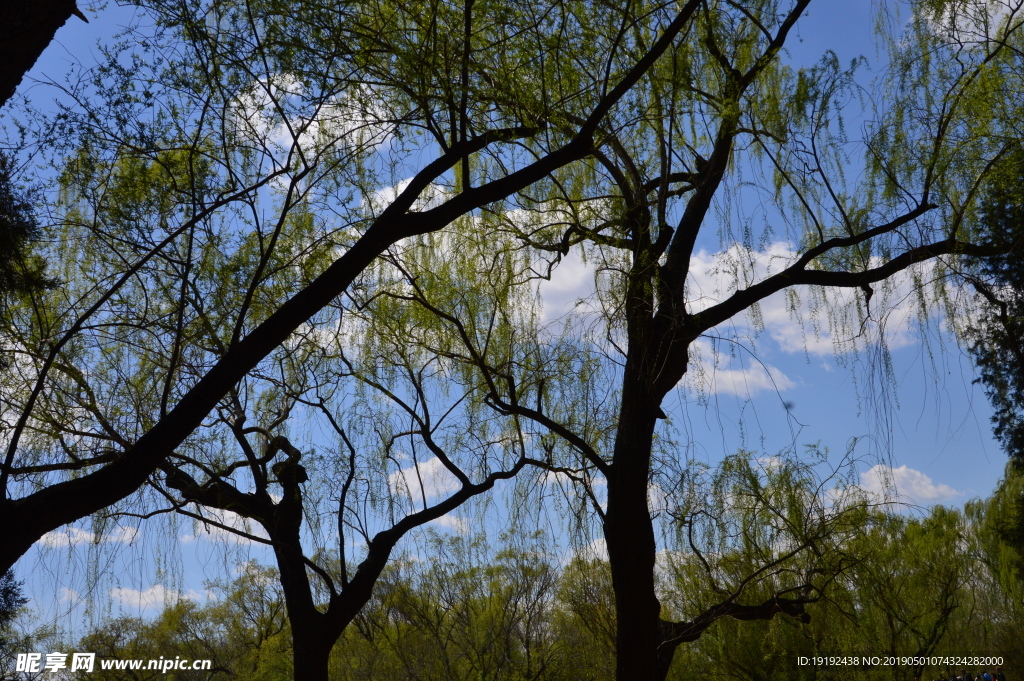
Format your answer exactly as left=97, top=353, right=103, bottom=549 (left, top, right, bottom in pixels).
left=965, top=152, right=1024, bottom=562
left=967, top=153, right=1024, bottom=466
left=0, top=570, right=28, bottom=659
left=0, top=155, right=52, bottom=334
left=0, top=1, right=89, bottom=109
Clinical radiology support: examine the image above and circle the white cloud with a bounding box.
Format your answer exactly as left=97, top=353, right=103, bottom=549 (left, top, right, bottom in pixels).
left=685, top=242, right=943, bottom=357
left=700, top=363, right=796, bottom=397
left=313, top=85, right=396, bottom=150
left=538, top=249, right=599, bottom=321
left=388, top=457, right=462, bottom=501
left=362, top=177, right=449, bottom=217
left=648, top=483, right=672, bottom=514
left=755, top=455, right=785, bottom=470
left=539, top=469, right=607, bottom=487
left=180, top=509, right=269, bottom=545
left=233, top=78, right=396, bottom=178
left=39, top=527, right=94, bottom=548
left=858, top=464, right=962, bottom=505
left=108, top=526, right=139, bottom=543
left=109, top=585, right=199, bottom=611
left=39, top=524, right=139, bottom=548
left=921, top=0, right=1019, bottom=45
left=682, top=338, right=796, bottom=397
left=579, top=538, right=608, bottom=561
left=57, top=587, right=79, bottom=603
left=431, top=513, right=471, bottom=534
left=527, top=239, right=948, bottom=360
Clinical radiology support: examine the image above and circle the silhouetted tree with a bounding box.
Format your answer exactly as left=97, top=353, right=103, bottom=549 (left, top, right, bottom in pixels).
left=0, top=569, right=27, bottom=663
left=967, top=152, right=1024, bottom=466
left=0, top=154, right=52, bottom=337
left=0, top=1, right=89, bottom=108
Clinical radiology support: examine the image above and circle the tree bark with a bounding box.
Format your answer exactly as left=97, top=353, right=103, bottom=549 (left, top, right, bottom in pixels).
left=604, top=354, right=665, bottom=681
left=275, top=542, right=336, bottom=681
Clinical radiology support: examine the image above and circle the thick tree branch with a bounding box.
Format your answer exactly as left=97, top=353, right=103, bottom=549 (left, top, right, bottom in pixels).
left=321, top=455, right=529, bottom=636
left=690, top=231, right=1009, bottom=337
left=660, top=594, right=813, bottom=647
left=0, top=1, right=87, bottom=108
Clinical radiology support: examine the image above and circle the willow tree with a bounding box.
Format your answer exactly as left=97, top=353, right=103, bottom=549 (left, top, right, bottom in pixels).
left=0, top=0, right=704, bottom=574
left=580, top=2, right=1024, bottom=675
left=348, top=0, right=1024, bottom=678
left=965, top=151, right=1024, bottom=465
left=124, top=215, right=558, bottom=681
left=557, top=1, right=1024, bottom=674
left=3, top=0, right=1024, bottom=679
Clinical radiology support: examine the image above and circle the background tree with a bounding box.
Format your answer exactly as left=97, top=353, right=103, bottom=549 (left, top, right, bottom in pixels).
left=69, top=481, right=1024, bottom=680
left=77, top=563, right=290, bottom=680
left=0, top=569, right=28, bottom=675
left=359, top=533, right=568, bottom=681
left=962, top=467, right=1024, bottom=662
left=960, top=147, right=1024, bottom=568
left=844, top=509, right=970, bottom=681
left=966, top=151, right=1024, bottom=466
left=0, top=153, right=52, bottom=352
left=670, top=499, right=1024, bottom=680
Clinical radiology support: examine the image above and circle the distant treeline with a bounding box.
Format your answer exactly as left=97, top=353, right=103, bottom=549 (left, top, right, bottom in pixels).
left=21, top=470, right=1019, bottom=681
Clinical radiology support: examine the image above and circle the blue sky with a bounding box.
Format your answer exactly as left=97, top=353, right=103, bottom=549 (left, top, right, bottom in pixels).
left=7, top=0, right=1012, bottom=631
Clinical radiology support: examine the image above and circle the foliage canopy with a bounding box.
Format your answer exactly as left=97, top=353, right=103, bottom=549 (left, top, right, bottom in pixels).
left=3, top=0, right=1024, bottom=679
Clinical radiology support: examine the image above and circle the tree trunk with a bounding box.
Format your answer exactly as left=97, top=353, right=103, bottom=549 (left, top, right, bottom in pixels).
left=274, top=534, right=342, bottom=681
left=604, top=376, right=663, bottom=681
left=654, top=632, right=682, bottom=681
left=288, top=613, right=333, bottom=681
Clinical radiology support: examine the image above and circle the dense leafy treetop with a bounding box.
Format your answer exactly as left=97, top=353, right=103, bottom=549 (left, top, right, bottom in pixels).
left=0, top=156, right=51, bottom=334
left=0, top=569, right=27, bottom=661
left=968, top=152, right=1024, bottom=466
left=64, top=490, right=1024, bottom=681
